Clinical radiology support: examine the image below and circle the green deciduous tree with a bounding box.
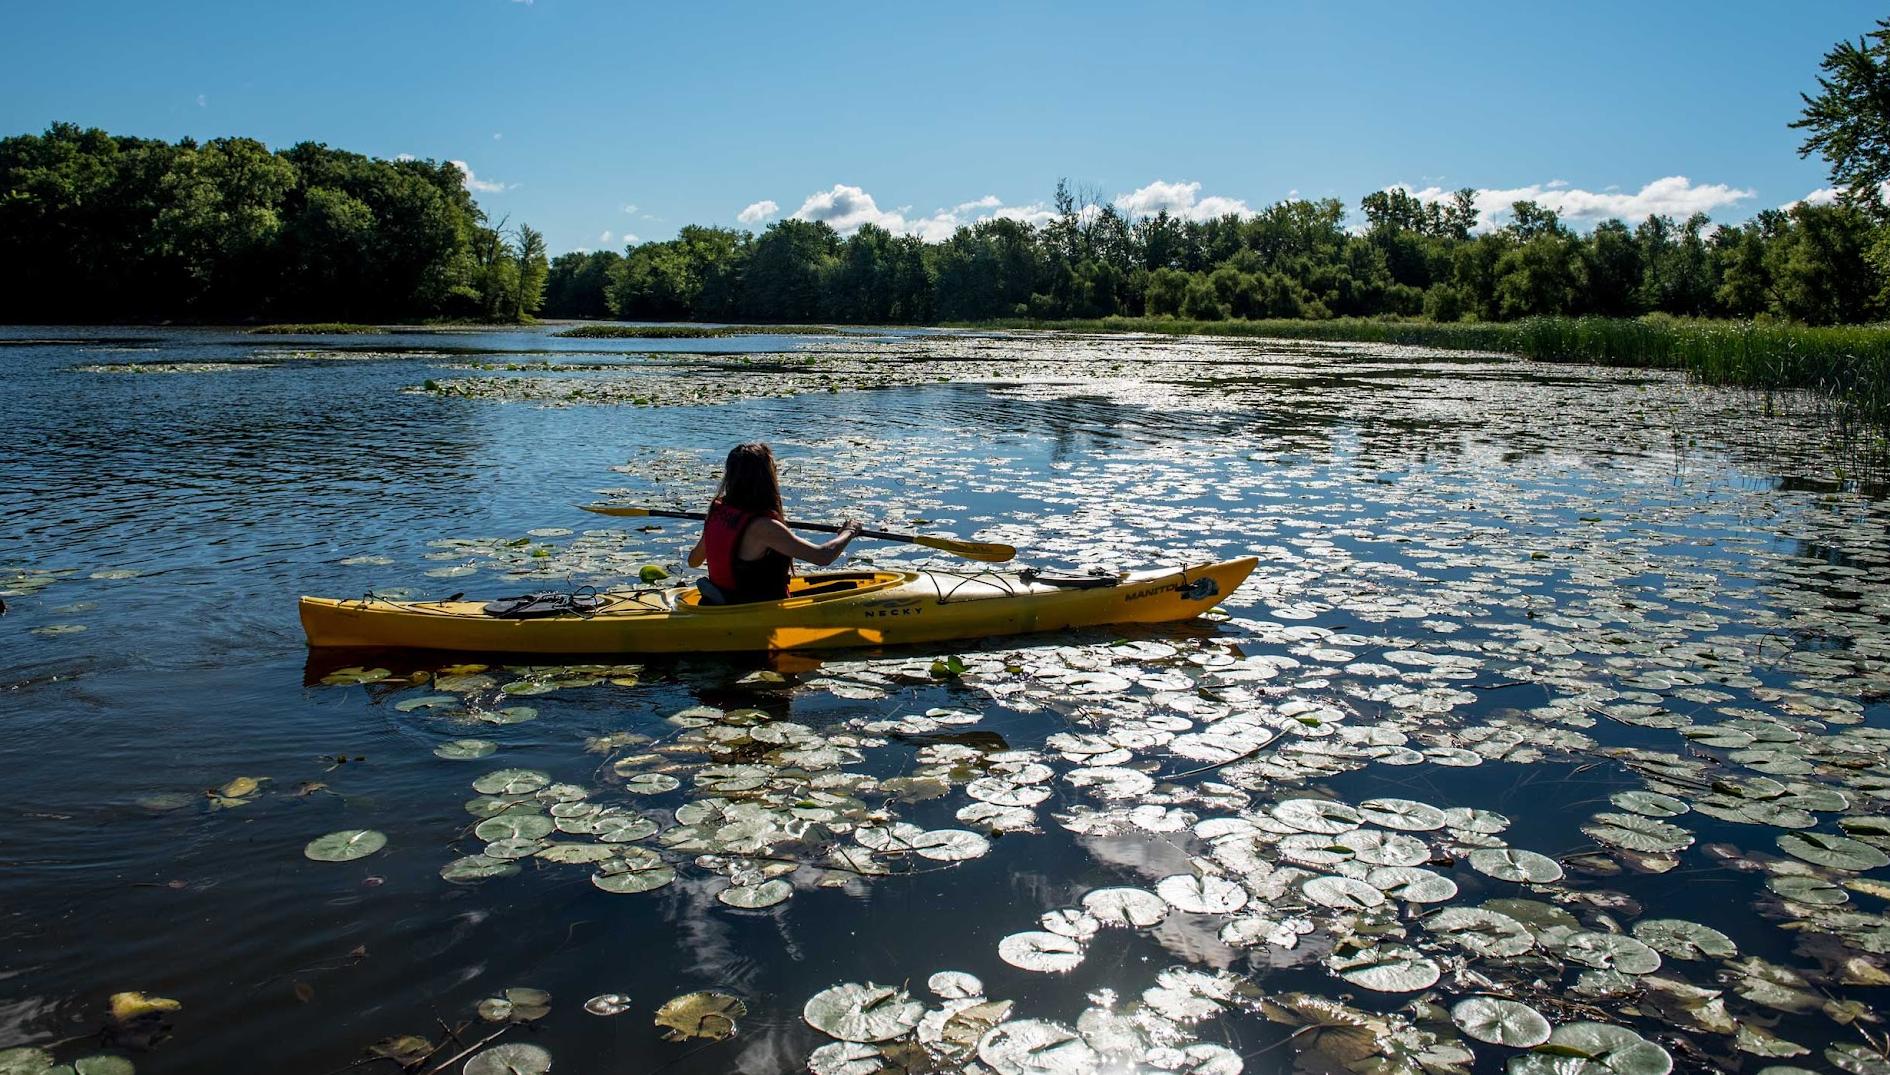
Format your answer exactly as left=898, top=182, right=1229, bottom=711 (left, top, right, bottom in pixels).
left=1794, top=17, right=1890, bottom=216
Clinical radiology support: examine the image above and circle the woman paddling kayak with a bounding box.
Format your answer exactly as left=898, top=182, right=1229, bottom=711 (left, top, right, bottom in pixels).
left=686, top=442, right=861, bottom=604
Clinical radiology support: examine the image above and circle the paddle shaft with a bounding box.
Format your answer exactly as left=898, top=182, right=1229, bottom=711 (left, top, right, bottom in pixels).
left=581, top=503, right=1015, bottom=562
left=627, top=507, right=920, bottom=545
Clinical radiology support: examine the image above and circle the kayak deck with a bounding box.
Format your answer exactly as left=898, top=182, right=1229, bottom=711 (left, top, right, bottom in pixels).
left=300, top=557, right=1257, bottom=654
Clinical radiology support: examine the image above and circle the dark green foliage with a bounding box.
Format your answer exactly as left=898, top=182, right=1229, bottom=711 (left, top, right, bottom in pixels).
left=1793, top=17, right=1890, bottom=217
left=543, top=250, right=621, bottom=319
left=0, top=124, right=544, bottom=322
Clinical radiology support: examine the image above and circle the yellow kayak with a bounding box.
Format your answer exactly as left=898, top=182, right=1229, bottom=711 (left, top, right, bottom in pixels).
left=300, top=557, right=1257, bottom=655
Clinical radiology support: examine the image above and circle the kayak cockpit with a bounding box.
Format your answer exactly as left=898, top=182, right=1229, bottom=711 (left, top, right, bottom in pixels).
left=676, top=571, right=908, bottom=610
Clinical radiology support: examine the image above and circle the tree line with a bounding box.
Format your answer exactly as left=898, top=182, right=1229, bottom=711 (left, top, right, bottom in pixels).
left=543, top=185, right=1880, bottom=328
left=0, top=123, right=547, bottom=323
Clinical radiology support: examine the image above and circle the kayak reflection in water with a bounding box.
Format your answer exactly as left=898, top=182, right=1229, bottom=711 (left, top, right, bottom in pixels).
left=686, top=442, right=861, bottom=604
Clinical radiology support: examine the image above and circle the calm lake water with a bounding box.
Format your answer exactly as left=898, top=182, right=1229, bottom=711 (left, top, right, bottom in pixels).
left=2, top=324, right=1887, bottom=1075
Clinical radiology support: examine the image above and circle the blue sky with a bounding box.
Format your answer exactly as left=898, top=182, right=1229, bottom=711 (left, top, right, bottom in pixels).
left=1, top=1, right=1876, bottom=254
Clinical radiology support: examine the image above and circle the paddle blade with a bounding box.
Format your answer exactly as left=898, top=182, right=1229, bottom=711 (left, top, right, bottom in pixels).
left=914, top=535, right=1016, bottom=563
left=581, top=504, right=653, bottom=518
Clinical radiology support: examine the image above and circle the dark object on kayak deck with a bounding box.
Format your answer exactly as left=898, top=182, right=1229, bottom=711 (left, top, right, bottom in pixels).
left=1019, top=567, right=1122, bottom=590
left=482, top=590, right=606, bottom=619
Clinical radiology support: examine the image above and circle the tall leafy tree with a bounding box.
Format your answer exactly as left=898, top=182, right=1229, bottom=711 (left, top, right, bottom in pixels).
left=513, top=224, right=549, bottom=319
left=1793, top=17, right=1890, bottom=216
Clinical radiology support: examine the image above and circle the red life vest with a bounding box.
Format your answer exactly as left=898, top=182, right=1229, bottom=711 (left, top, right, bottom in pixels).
left=702, top=499, right=792, bottom=602
left=702, top=500, right=755, bottom=591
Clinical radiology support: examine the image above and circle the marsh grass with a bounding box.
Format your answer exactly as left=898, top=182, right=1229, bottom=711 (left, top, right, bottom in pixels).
left=974, top=315, right=1890, bottom=430
left=249, top=322, right=387, bottom=335
left=553, top=323, right=844, bottom=339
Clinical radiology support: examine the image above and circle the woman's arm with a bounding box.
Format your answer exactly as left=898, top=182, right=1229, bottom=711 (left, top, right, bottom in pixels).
left=749, top=518, right=861, bottom=566
left=686, top=532, right=707, bottom=568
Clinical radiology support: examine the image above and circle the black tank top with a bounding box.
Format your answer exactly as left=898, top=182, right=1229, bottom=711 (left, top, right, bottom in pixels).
left=729, top=517, right=791, bottom=603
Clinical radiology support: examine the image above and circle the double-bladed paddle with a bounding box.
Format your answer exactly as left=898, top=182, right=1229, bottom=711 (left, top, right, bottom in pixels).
left=580, top=504, right=1016, bottom=563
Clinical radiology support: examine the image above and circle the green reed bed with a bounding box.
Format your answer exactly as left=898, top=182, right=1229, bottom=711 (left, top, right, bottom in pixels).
left=977, top=315, right=1890, bottom=430
left=248, top=322, right=387, bottom=335
left=552, top=323, right=843, bottom=339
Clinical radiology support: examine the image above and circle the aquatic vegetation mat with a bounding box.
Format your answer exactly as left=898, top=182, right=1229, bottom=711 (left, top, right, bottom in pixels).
left=4, top=326, right=1890, bottom=1073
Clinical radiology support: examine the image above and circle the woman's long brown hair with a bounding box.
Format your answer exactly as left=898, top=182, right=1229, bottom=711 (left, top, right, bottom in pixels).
left=716, top=442, right=784, bottom=517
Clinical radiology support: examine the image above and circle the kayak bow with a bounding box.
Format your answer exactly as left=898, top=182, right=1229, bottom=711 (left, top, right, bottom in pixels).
left=300, top=557, right=1257, bottom=655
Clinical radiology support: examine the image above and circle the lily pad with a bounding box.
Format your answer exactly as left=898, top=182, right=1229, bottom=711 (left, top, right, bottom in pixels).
left=591, top=862, right=675, bottom=894
left=1778, top=832, right=1890, bottom=872
left=910, top=829, right=991, bottom=861
left=1156, top=874, right=1248, bottom=914
left=1508, top=1021, right=1671, bottom=1075
left=462, top=1043, right=551, bottom=1075
left=803, top=982, right=924, bottom=1042
left=1451, top=996, right=1551, bottom=1047
left=1328, top=945, right=1440, bottom=992
left=997, top=931, right=1085, bottom=973
left=1631, top=919, right=1736, bottom=960
left=655, top=991, right=746, bottom=1041
left=1367, top=866, right=1458, bottom=903
left=1081, top=887, right=1169, bottom=928
left=928, top=971, right=983, bottom=999
left=977, top=1019, right=1098, bottom=1075
left=304, top=829, right=387, bottom=862
left=0, top=1050, right=54, bottom=1075
left=434, top=739, right=498, bottom=760
left=1358, top=797, right=1448, bottom=831
left=585, top=993, right=632, bottom=1016
left=1468, top=847, right=1564, bottom=883
left=1558, top=931, right=1662, bottom=975
left=1427, top=907, right=1535, bottom=957
left=1582, top=813, right=1693, bottom=854
left=475, top=814, right=554, bottom=842
left=718, top=879, right=792, bottom=908
left=472, top=769, right=551, bottom=795
left=1610, top=790, right=1689, bottom=818
left=441, top=854, right=520, bottom=883
left=1301, top=875, right=1385, bottom=910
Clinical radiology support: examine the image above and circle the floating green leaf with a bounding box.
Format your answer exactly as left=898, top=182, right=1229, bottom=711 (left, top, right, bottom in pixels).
left=1451, top=996, right=1551, bottom=1046
left=462, top=1043, right=551, bottom=1075
left=303, top=829, right=386, bottom=862
left=1778, top=832, right=1889, bottom=872
left=1468, top=847, right=1564, bottom=883
left=803, top=982, right=923, bottom=1042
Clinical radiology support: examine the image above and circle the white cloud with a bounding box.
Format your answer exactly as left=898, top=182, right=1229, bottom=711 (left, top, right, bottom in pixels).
left=1114, top=179, right=1255, bottom=221
left=195, top=94, right=207, bottom=108
left=621, top=203, right=639, bottom=215
left=1400, top=175, right=1755, bottom=230
left=599, top=230, right=613, bottom=243
left=492, top=132, right=503, bottom=141
left=623, top=233, right=639, bottom=244
left=450, top=160, right=510, bottom=194
left=792, top=184, right=902, bottom=233
left=784, top=183, right=1055, bottom=241
left=737, top=199, right=779, bottom=225
left=1780, top=184, right=1890, bottom=210
left=395, top=152, right=416, bottom=162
